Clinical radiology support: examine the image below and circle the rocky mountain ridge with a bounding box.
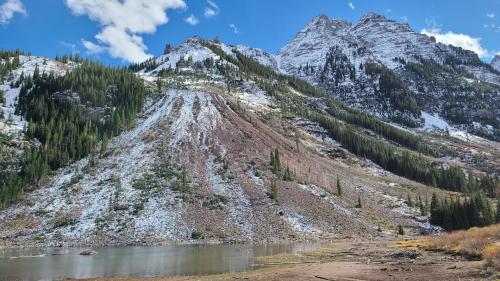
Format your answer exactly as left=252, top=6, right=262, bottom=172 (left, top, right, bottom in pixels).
left=239, top=13, right=500, bottom=140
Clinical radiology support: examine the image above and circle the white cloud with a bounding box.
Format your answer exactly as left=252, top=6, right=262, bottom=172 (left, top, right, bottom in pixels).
left=65, top=0, right=186, bottom=63
left=348, top=2, right=355, bottom=10
left=400, top=15, right=408, bottom=22
left=0, top=0, right=26, bottom=25
left=204, top=8, right=216, bottom=18
left=421, top=28, right=488, bottom=57
left=82, top=39, right=105, bottom=54
left=486, top=13, right=495, bottom=19
left=484, top=23, right=500, bottom=32
left=207, top=0, right=218, bottom=10
left=184, top=14, right=198, bottom=26
left=229, top=23, right=239, bottom=34
left=204, top=0, right=219, bottom=18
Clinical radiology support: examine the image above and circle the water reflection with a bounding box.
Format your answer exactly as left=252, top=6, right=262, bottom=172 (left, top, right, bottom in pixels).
left=0, top=243, right=317, bottom=280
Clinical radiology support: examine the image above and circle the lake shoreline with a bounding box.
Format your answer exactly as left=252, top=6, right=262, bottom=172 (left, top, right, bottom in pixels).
left=0, top=242, right=322, bottom=280
left=0, top=233, right=400, bottom=250
left=74, top=240, right=492, bottom=281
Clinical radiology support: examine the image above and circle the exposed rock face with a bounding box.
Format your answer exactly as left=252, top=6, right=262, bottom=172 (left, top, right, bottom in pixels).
left=492, top=55, right=500, bottom=72
left=278, top=14, right=354, bottom=75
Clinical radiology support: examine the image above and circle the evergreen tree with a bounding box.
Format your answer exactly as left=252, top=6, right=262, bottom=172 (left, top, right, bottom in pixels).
left=418, top=195, right=426, bottom=215
left=175, top=167, right=190, bottom=193
left=355, top=196, right=362, bottom=208
left=407, top=194, right=414, bottom=207
left=100, top=134, right=108, bottom=157
left=496, top=197, right=500, bottom=223
left=397, top=225, right=405, bottom=235
left=283, top=165, right=293, bottom=181
left=269, top=179, right=279, bottom=204
left=33, top=64, right=40, bottom=81
left=430, top=193, right=441, bottom=226
left=336, top=176, right=342, bottom=196
left=270, top=148, right=282, bottom=175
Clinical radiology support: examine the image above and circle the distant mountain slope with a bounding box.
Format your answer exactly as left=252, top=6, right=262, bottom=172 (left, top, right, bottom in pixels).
left=240, top=13, right=500, bottom=140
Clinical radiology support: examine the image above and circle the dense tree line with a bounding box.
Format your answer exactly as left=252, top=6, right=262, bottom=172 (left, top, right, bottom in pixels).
left=324, top=101, right=435, bottom=156
left=430, top=192, right=496, bottom=231
left=128, top=57, right=162, bottom=72
left=0, top=49, right=29, bottom=60
left=364, top=62, right=420, bottom=117
left=54, top=54, right=85, bottom=64
left=300, top=109, right=465, bottom=191
left=0, top=61, right=146, bottom=207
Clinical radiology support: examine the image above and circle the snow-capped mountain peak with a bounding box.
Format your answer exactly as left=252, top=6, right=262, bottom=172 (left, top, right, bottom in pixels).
left=274, top=13, right=500, bottom=139
left=359, top=12, right=388, bottom=22
left=277, top=14, right=355, bottom=75
left=306, top=14, right=351, bottom=32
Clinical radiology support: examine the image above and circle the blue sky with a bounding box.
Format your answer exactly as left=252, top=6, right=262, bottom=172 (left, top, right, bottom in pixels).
left=0, top=0, right=499, bottom=65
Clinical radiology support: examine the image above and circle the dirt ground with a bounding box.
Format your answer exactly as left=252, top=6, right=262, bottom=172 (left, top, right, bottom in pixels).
left=78, top=241, right=497, bottom=281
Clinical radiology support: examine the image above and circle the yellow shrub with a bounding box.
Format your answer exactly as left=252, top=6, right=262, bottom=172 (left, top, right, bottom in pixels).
left=483, top=244, right=500, bottom=270
left=403, top=224, right=500, bottom=271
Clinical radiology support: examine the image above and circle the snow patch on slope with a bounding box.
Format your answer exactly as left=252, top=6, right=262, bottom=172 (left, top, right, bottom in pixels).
left=0, top=56, right=78, bottom=136
left=421, top=111, right=452, bottom=131
left=283, top=212, right=321, bottom=233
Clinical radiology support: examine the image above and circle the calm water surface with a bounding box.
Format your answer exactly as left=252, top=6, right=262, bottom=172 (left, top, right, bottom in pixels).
left=0, top=243, right=318, bottom=280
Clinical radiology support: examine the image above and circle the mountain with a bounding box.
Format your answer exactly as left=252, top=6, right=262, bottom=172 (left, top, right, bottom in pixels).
left=244, top=13, right=500, bottom=140
left=0, top=23, right=498, bottom=246
left=0, top=43, right=434, bottom=246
